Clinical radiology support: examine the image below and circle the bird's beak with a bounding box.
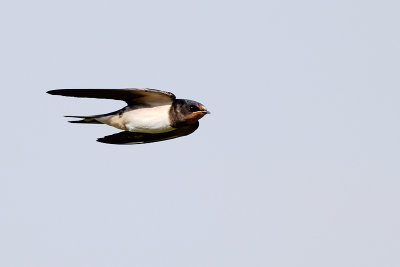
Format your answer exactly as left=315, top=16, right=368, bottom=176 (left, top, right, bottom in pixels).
left=198, top=105, right=210, bottom=114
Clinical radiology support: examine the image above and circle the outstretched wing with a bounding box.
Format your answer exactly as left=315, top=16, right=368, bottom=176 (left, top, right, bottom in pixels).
left=47, top=88, right=176, bottom=106
left=97, top=122, right=199, bottom=145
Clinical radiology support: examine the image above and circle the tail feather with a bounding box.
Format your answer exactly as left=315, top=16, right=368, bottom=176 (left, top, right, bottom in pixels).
left=64, top=116, right=103, bottom=124
left=64, top=108, right=124, bottom=124
left=68, top=119, right=102, bottom=124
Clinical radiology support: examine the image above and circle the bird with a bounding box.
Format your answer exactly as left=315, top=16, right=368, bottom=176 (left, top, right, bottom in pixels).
left=47, top=88, right=210, bottom=144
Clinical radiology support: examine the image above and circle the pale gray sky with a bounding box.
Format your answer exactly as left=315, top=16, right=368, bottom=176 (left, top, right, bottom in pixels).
left=1, top=0, right=400, bottom=266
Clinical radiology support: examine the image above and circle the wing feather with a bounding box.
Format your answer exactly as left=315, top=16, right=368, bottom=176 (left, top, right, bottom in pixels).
left=97, top=122, right=199, bottom=145
left=47, top=88, right=175, bottom=106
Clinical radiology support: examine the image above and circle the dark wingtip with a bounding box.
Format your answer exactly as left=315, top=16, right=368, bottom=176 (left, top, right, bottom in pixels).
left=47, top=89, right=60, bottom=95
left=96, top=137, right=114, bottom=144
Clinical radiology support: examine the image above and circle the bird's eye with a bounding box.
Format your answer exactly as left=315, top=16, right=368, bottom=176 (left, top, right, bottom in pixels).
left=189, top=105, right=199, bottom=112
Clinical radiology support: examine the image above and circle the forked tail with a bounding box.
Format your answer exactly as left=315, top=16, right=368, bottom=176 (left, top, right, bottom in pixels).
left=64, top=108, right=125, bottom=124
left=64, top=116, right=103, bottom=124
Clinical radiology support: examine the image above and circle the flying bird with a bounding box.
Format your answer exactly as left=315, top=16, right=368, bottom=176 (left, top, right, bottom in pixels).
left=47, top=88, right=210, bottom=144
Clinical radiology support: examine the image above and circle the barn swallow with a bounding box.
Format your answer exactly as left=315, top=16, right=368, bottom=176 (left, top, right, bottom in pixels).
left=47, top=88, right=210, bottom=144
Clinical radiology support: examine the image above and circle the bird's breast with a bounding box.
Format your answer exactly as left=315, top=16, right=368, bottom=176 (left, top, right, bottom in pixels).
left=121, top=105, right=175, bottom=133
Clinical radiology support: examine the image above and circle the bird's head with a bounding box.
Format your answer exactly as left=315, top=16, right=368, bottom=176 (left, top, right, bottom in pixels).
left=170, top=99, right=210, bottom=127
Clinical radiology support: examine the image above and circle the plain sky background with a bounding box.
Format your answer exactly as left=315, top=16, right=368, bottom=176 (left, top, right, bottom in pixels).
left=1, top=0, right=400, bottom=266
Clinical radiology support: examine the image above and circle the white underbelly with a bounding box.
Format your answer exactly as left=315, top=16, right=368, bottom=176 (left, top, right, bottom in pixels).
left=97, top=105, right=175, bottom=133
